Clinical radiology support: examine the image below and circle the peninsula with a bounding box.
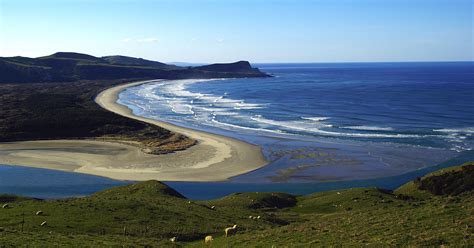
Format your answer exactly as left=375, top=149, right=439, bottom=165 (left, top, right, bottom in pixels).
left=0, top=52, right=268, bottom=181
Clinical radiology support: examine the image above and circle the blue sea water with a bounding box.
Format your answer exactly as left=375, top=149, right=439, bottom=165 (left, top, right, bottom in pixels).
left=117, top=62, right=474, bottom=182
left=1, top=62, right=473, bottom=199
left=120, top=63, right=474, bottom=150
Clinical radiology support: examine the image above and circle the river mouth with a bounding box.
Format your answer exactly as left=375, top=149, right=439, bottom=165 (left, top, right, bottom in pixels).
left=1, top=149, right=473, bottom=200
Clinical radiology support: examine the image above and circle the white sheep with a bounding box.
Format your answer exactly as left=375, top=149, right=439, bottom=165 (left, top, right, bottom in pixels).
left=170, top=236, right=177, bottom=242
left=36, top=210, right=43, bottom=216
left=204, top=235, right=214, bottom=244
left=40, top=221, right=47, bottom=227
left=257, top=216, right=261, bottom=219
left=2, top=204, right=8, bottom=209
left=225, top=224, right=238, bottom=237
left=210, top=205, right=216, bottom=210
left=248, top=215, right=253, bottom=219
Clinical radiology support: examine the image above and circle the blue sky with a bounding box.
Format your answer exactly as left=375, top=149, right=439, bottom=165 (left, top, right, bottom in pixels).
left=0, top=0, right=472, bottom=63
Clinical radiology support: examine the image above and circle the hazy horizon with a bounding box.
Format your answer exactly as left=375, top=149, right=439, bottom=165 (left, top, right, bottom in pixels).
left=0, top=0, right=472, bottom=63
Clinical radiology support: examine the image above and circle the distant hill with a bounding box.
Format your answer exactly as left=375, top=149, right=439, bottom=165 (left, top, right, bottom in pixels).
left=0, top=52, right=269, bottom=83
left=40, top=52, right=105, bottom=62
left=102, top=55, right=180, bottom=70
left=168, top=62, right=205, bottom=67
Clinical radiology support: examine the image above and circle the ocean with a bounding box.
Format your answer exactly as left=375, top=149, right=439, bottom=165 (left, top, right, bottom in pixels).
left=118, top=62, right=474, bottom=182
left=1, top=62, right=473, bottom=199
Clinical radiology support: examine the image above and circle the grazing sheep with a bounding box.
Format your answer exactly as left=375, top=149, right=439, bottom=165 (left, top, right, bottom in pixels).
left=170, top=236, right=177, bottom=242
left=225, top=224, right=238, bottom=237
left=248, top=215, right=253, bottom=219
left=257, top=216, right=261, bottom=219
left=210, top=205, right=216, bottom=210
left=40, top=221, right=47, bottom=227
left=2, top=204, right=8, bottom=209
left=337, top=192, right=341, bottom=195
left=36, top=210, right=43, bottom=216
left=204, top=235, right=214, bottom=244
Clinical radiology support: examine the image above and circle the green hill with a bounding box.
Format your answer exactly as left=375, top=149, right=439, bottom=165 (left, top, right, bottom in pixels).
left=40, top=52, right=106, bottom=62
left=102, top=55, right=180, bottom=70
left=0, top=52, right=269, bottom=83
left=0, top=163, right=472, bottom=247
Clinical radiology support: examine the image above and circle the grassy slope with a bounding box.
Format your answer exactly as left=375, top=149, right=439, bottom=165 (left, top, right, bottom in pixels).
left=0, top=163, right=473, bottom=247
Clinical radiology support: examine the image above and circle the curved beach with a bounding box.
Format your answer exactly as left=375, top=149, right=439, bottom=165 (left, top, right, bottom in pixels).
left=0, top=80, right=268, bottom=181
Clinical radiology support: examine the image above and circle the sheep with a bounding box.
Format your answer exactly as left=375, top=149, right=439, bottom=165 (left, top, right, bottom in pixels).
left=210, top=205, right=216, bottom=210
left=170, top=236, right=177, bottom=242
left=2, top=204, right=8, bottom=209
left=257, top=216, right=261, bottom=219
left=40, top=221, right=47, bottom=227
left=225, top=224, right=237, bottom=237
left=36, top=210, right=43, bottom=216
left=204, top=235, right=214, bottom=244
left=248, top=215, right=253, bottom=219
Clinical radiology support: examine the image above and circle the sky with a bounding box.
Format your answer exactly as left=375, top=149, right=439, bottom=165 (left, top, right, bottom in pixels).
left=0, top=0, right=472, bottom=63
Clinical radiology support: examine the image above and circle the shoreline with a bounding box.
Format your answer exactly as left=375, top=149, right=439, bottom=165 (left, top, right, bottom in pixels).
left=0, top=79, right=268, bottom=181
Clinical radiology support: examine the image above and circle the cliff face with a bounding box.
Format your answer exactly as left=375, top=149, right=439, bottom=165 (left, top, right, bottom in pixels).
left=0, top=53, right=269, bottom=83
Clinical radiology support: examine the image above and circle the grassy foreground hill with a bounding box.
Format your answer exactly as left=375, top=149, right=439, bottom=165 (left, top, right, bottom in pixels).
left=0, top=162, right=472, bottom=247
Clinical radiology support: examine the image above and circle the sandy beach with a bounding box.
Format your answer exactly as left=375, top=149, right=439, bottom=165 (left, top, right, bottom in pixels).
left=0, top=80, right=268, bottom=181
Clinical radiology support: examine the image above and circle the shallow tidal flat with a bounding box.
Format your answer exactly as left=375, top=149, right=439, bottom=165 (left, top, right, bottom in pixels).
left=0, top=139, right=216, bottom=173
left=267, top=147, right=362, bottom=182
